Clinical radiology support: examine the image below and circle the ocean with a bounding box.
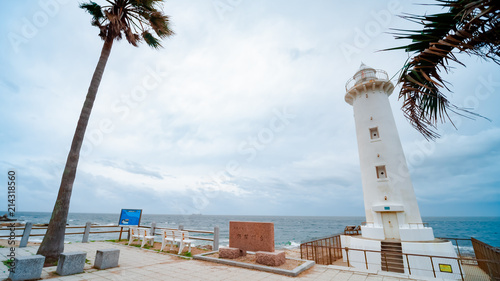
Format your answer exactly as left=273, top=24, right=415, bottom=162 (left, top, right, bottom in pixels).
left=9, top=212, right=500, bottom=251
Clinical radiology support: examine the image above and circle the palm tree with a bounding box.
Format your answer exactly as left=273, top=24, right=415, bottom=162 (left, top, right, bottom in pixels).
left=386, top=0, right=499, bottom=139
left=37, top=0, right=173, bottom=261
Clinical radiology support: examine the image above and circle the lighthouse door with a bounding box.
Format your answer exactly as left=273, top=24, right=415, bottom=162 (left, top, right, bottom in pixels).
left=381, top=213, right=400, bottom=240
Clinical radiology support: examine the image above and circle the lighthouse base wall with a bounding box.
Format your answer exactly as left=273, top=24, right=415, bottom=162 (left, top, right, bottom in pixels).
left=400, top=228, right=435, bottom=241
left=360, top=225, right=385, bottom=240
left=361, top=225, right=435, bottom=241
left=341, top=235, right=461, bottom=280
left=341, top=235, right=381, bottom=270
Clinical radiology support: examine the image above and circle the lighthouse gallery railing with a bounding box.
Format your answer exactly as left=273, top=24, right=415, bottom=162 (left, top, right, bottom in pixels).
left=345, top=69, right=389, bottom=92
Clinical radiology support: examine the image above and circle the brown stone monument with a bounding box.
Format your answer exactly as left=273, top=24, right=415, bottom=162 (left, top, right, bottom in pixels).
left=229, top=221, right=275, bottom=252
left=222, top=221, right=285, bottom=266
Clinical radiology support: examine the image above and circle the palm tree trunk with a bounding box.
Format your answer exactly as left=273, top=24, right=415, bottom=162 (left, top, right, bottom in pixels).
left=37, top=37, right=114, bottom=261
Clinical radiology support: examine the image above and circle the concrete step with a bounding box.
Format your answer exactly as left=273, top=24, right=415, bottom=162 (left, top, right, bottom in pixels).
left=381, top=259, right=404, bottom=264
left=382, top=256, right=404, bottom=263
left=381, top=244, right=402, bottom=250
left=380, top=241, right=404, bottom=274
left=381, top=265, right=405, bottom=273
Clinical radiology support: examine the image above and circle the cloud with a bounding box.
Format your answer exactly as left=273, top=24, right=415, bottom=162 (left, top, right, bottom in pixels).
left=0, top=0, right=498, bottom=218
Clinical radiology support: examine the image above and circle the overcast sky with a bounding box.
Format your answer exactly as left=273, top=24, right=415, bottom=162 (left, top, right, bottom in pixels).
left=1, top=0, right=499, bottom=217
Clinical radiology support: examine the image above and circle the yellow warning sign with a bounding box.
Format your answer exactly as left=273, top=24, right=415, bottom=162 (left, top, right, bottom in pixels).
left=439, top=264, right=452, bottom=273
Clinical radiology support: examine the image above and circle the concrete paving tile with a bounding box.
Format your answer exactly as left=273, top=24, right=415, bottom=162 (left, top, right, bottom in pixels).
left=365, top=275, right=384, bottom=281
left=0, top=242, right=446, bottom=281
left=312, top=275, right=335, bottom=281
left=331, top=271, right=354, bottom=281
left=79, top=274, right=105, bottom=280
left=348, top=273, right=368, bottom=281
left=381, top=277, right=408, bottom=281
left=56, top=275, right=87, bottom=281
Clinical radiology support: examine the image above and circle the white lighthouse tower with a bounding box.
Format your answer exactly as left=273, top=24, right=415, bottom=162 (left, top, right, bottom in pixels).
left=341, top=63, right=460, bottom=279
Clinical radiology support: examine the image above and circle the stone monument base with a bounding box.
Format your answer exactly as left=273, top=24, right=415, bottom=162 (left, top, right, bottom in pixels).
left=219, top=247, right=246, bottom=259
left=256, top=251, right=286, bottom=266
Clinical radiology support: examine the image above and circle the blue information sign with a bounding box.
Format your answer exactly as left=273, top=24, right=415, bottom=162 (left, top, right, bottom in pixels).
left=118, top=209, right=142, bottom=226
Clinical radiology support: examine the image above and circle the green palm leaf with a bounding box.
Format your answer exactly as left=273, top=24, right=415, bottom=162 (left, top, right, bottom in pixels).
left=80, top=0, right=174, bottom=48
left=385, top=0, right=499, bottom=139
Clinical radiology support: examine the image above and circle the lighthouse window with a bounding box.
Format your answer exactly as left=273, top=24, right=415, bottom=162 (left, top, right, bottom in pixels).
left=376, top=165, right=387, bottom=179
left=370, top=127, right=379, bottom=140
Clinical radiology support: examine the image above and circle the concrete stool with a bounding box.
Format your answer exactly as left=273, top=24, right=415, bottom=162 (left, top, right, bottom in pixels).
left=8, top=255, right=45, bottom=281
left=219, top=247, right=244, bottom=259
left=57, top=251, right=87, bottom=276
left=94, top=249, right=120, bottom=269
left=256, top=251, right=286, bottom=266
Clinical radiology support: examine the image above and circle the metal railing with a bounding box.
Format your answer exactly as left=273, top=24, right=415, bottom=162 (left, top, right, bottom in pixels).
left=340, top=246, right=498, bottom=281
left=472, top=237, right=500, bottom=280
left=361, top=222, right=430, bottom=228
left=439, top=237, right=476, bottom=260
left=345, top=69, right=389, bottom=92
left=300, top=235, right=499, bottom=280
left=300, top=233, right=342, bottom=265
left=1, top=221, right=219, bottom=251
left=407, top=222, right=430, bottom=228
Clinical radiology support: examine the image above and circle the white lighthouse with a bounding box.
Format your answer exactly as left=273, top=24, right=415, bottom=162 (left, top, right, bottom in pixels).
left=341, top=63, right=460, bottom=279
left=345, top=63, right=429, bottom=241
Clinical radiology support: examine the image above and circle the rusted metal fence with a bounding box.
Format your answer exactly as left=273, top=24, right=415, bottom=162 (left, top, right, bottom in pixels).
left=300, top=233, right=342, bottom=265
left=472, top=237, right=500, bottom=280
left=439, top=237, right=476, bottom=260
left=300, top=234, right=499, bottom=280
left=329, top=246, right=498, bottom=281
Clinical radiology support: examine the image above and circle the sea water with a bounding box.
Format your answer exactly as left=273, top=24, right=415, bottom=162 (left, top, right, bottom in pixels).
left=10, top=212, right=500, bottom=250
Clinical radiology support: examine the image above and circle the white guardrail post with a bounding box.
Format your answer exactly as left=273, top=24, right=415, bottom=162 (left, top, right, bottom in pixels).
left=20, top=222, right=33, bottom=247
left=150, top=222, right=156, bottom=236
left=213, top=226, right=219, bottom=251
left=82, top=222, right=91, bottom=243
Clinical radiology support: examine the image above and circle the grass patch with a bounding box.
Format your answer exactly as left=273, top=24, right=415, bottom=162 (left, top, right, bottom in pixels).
left=0, top=245, right=6, bottom=248
left=181, top=252, right=192, bottom=257
left=85, top=258, right=91, bottom=265
left=2, top=260, right=13, bottom=268
left=127, top=243, right=152, bottom=249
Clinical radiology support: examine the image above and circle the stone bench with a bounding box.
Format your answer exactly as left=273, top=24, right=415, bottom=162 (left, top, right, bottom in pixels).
left=8, top=255, right=45, bottom=281
left=57, top=251, right=87, bottom=276
left=256, top=251, right=286, bottom=266
left=219, top=247, right=245, bottom=259
left=94, top=249, right=120, bottom=269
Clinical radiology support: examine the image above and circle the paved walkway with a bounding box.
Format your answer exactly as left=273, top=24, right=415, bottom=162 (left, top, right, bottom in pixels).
left=0, top=242, right=423, bottom=280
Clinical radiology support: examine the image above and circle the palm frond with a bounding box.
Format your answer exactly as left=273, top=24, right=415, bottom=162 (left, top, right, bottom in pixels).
left=148, top=11, right=174, bottom=38
left=81, top=0, right=174, bottom=48
left=385, top=0, right=499, bottom=140
left=142, top=30, right=162, bottom=49
left=80, top=1, right=104, bottom=19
